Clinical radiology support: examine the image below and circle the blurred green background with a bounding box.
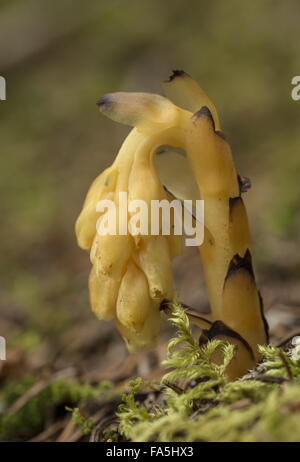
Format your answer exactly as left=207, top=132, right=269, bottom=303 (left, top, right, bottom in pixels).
left=1, top=0, right=300, bottom=367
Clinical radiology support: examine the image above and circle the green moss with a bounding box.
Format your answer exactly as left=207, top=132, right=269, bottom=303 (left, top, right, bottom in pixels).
left=117, top=302, right=300, bottom=442
left=65, top=407, right=95, bottom=435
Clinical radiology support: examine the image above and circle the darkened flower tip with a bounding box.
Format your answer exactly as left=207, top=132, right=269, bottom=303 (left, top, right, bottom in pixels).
left=96, top=94, right=112, bottom=110
left=165, top=69, right=187, bottom=82
left=193, top=105, right=214, bottom=124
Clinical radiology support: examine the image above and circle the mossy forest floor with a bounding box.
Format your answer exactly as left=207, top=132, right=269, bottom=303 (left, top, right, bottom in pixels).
left=1, top=302, right=300, bottom=442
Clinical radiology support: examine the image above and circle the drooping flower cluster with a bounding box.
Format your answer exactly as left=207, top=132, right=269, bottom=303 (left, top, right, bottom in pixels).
left=75, top=96, right=183, bottom=351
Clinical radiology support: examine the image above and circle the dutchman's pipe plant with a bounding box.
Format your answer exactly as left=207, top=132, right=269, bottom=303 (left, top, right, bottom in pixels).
left=75, top=71, right=269, bottom=379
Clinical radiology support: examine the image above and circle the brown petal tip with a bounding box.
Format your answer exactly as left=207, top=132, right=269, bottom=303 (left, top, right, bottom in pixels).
left=164, top=69, right=188, bottom=82
left=192, top=105, right=215, bottom=129
left=225, top=249, right=255, bottom=282
left=192, top=106, right=225, bottom=138
left=238, top=175, right=252, bottom=193
left=199, top=320, right=255, bottom=360
left=96, top=94, right=112, bottom=110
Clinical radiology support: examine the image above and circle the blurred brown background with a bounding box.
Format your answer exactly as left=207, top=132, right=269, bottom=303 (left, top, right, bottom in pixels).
left=1, top=0, right=300, bottom=383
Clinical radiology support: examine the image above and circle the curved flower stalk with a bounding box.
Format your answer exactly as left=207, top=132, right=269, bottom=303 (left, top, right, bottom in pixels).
left=75, top=71, right=269, bottom=378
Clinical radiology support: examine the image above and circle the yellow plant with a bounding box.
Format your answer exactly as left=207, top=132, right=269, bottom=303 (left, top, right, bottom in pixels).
left=75, top=71, right=269, bottom=379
